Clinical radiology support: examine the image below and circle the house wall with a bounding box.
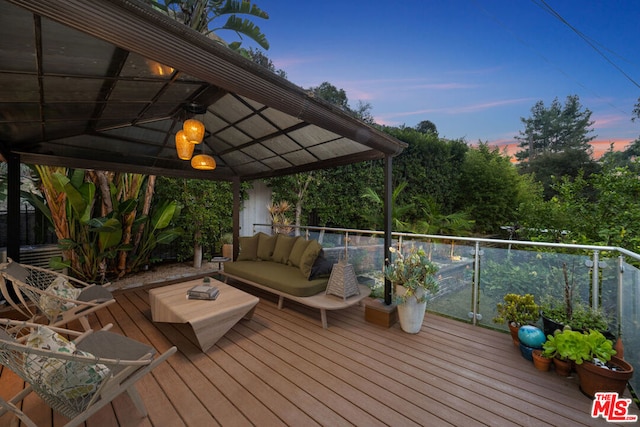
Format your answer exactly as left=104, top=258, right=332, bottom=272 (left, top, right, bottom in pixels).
left=240, top=180, right=271, bottom=236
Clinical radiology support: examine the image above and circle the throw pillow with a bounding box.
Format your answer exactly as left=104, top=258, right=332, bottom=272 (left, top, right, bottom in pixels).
left=287, top=238, right=311, bottom=268
left=237, top=235, right=259, bottom=261
left=24, top=326, right=110, bottom=400
left=310, top=253, right=334, bottom=280
left=271, top=234, right=297, bottom=264
left=257, top=232, right=278, bottom=260
left=40, top=276, right=82, bottom=319
left=299, top=240, right=323, bottom=279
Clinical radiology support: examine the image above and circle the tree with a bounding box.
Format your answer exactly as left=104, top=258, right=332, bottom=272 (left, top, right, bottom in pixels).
left=518, top=149, right=600, bottom=199
left=415, top=120, right=438, bottom=135
left=518, top=164, right=640, bottom=252
left=154, top=177, right=238, bottom=265
left=246, top=47, right=286, bottom=78
left=457, top=143, right=526, bottom=233
left=310, top=82, right=350, bottom=111
left=265, top=173, right=315, bottom=235
left=515, top=95, right=595, bottom=162
left=385, top=126, right=468, bottom=215
left=150, top=0, right=270, bottom=52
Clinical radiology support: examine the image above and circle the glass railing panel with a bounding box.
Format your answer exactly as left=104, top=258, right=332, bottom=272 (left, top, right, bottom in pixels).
left=402, top=238, right=476, bottom=322
left=474, top=247, right=608, bottom=332
left=621, top=261, right=640, bottom=395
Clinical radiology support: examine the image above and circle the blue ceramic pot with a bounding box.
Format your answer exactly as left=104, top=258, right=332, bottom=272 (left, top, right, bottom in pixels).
left=519, top=342, right=535, bottom=361
left=518, top=325, right=546, bottom=349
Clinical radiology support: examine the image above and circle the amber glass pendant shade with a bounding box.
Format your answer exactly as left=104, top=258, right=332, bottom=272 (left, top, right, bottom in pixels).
left=175, top=130, right=195, bottom=160
left=191, top=154, right=216, bottom=170
left=183, top=119, right=204, bottom=143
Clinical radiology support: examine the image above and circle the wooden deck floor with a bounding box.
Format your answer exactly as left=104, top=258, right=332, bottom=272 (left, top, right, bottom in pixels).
left=1, top=282, right=638, bottom=426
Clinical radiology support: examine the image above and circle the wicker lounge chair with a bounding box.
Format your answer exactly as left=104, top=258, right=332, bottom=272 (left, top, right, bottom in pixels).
left=0, top=319, right=177, bottom=427
left=0, top=259, right=115, bottom=331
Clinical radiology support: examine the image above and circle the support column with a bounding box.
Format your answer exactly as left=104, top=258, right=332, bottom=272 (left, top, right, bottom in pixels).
left=383, top=155, right=393, bottom=305
left=6, top=153, right=20, bottom=262
left=232, top=176, right=241, bottom=261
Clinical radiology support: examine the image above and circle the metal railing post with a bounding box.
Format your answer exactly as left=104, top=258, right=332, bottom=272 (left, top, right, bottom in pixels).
left=617, top=255, right=624, bottom=340
left=472, top=241, right=481, bottom=326
left=592, top=250, right=600, bottom=310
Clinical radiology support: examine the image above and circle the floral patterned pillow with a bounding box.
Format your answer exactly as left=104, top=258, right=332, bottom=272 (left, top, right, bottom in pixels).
left=39, top=276, right=82, bottom=318
left=24, top=326, right=110, bottom=400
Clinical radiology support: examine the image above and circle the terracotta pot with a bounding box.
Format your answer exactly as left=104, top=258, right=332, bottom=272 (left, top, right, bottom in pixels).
left=508, top=322, right=520, bottom=347
left=553, top=357, right=573, bottom=377
left=532, top=350, right=552, bottom=372
left=575, top=356, right=634, bottom=398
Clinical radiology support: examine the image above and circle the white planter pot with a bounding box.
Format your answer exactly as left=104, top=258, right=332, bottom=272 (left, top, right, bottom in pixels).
left=395, top=285, right=427, bottom=334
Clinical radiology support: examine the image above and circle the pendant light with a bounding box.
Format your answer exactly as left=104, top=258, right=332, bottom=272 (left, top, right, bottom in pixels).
left=183, top=118, right=204, bottom=143
left=175, top=130, right=195, bottom=160
left=191, top=153, right=216, bottom=170
left=175, top=103, right=207, bottom=160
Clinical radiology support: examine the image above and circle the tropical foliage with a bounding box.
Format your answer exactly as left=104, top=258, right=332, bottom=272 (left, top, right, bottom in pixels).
left=148, top=0, right=270, bottom=52
left=28, top=167, right=182, bottom=282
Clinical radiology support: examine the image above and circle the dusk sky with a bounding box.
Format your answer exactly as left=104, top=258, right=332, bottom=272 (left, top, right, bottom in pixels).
left=249, top=1, right=640, bottom=157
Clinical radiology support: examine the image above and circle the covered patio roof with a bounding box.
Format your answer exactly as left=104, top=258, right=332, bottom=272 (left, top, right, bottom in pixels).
left=0, top=0, right=406, bottom=182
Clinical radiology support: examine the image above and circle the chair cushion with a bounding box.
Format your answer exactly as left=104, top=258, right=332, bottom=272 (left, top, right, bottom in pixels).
left=2, top=261, right=30, bottom=283
left=24, top=326, right=110, bottom=400
left=287, top=238, right=311, bottom=268
left=256, top=233, right=277, bottom=261
left=77, top=285, right=113, bottom=303
left=237, top=235, right=259, bottom=261
left=271, top=234, right=297, bottom=264
left=40, top=277, right=81, bottom=318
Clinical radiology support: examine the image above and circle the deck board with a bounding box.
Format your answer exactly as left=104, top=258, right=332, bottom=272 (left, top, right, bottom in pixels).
left=1, top=281, right=638, bottom=427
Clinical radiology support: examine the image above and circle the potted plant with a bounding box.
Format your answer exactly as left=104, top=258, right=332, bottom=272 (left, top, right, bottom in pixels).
left=532, top=349, right=552, bottom=371
left=541, top=329, right=576, bottom=376
left=540, top=262, right=610, bottom=336
left=385, top=245, right=439, bottom=334
left=493, top=293, right=540, bottom=347
left=543, top=328, right=633, bottom=395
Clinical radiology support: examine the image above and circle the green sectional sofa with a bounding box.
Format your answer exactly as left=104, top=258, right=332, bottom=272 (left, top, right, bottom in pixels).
left=221, top=232, right=370, bottom=328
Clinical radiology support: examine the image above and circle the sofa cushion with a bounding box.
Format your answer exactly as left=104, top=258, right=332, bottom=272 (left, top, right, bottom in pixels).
left=257, top=233, right=277, bottom=261
left=271, top=234, right=297, bottom=264
left=299, top=240, right=323, bottom=279
left=224, top=260, right=328, bottom=297
left=287, top=238, right=311, bottom=268
left=310, top=254, right=334, bottom=280
left=237, top=235, right=259, bottom=261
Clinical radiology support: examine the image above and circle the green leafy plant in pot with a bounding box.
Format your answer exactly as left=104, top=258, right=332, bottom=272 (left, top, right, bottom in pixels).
left=385, top=245, right=439, bottom=334
left=492, top=293, right=540, bottom=347
left=543, top=328, right=633, bottom=396
left=542, top=327, right=579, bottom=376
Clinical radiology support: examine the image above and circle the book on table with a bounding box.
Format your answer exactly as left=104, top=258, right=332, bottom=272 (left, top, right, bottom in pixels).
left=188, top=285, right=219, bottom=300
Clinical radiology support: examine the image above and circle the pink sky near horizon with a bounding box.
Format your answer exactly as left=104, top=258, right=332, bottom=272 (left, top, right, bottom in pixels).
left=488, top=138, right=635, bottom=161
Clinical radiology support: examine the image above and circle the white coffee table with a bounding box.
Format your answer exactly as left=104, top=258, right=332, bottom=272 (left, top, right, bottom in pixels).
left=149, top=278, right=259, bottom=352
